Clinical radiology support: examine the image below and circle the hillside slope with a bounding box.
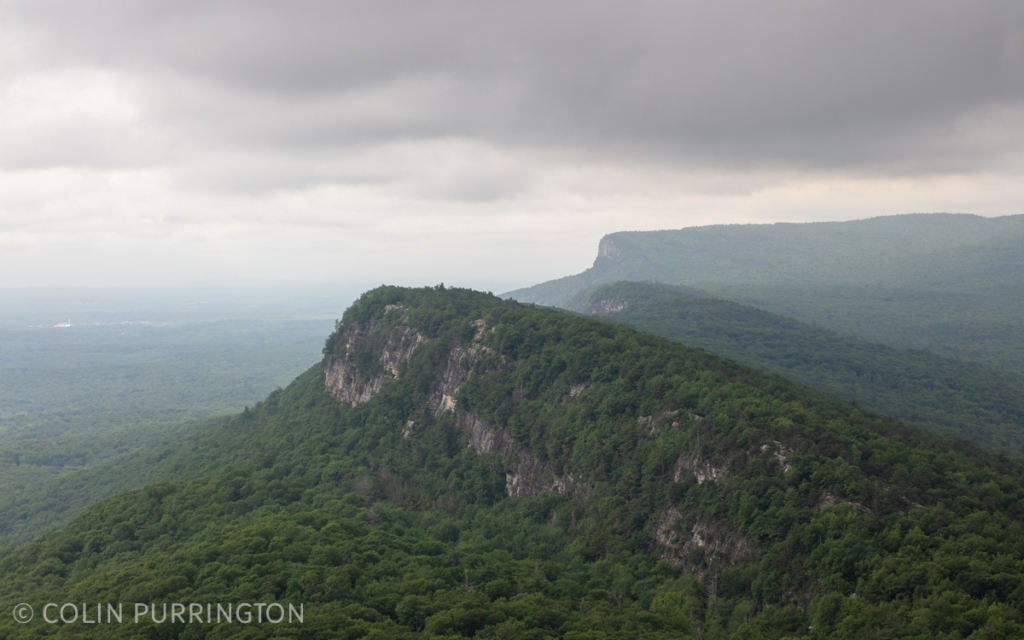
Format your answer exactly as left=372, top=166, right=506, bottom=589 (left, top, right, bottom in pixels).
left=2, top=286, right=1024, bottom=639
left=504, top=214, right=1024, bottom=373
left=566, top=281, right=1024, bottom=456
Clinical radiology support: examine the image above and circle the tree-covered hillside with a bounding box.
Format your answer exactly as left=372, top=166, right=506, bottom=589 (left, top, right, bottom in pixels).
left=565, top=281, right=1024, bottom=457
left=504, top=214, right=1024, bottom=374
left=2, top=286, right=1024, bottom=639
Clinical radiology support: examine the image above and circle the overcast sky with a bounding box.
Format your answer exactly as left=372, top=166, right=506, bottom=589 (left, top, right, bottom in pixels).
left=2, top=1, right=1021, bottom=292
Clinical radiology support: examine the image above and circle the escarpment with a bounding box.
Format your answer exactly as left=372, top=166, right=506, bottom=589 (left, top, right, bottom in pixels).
left=427, top=319, right=492, bottom=417
left=320, top=294, right=876, bottom=526
left=315, top=287, right=990, bottom=606
left=322, top=305, right=431, bottom=406
left=322, top=306, right=586, bottom=500
left=297, top=285, right=1024, bottom=636
left=583, top=296, right=629, bottom=315
left=653, top=508, right=756, bottom=579
left=456, top=410, right=585, bottom=499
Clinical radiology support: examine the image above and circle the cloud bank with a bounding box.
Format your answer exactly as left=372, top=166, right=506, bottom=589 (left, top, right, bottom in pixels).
left=2, top=1, right=1021, bottom=288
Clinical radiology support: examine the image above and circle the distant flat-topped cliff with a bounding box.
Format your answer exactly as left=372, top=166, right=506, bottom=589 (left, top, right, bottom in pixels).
left=504, top=213, right=1024, bottom=374
left=505, top=213, right=1024, bottom=305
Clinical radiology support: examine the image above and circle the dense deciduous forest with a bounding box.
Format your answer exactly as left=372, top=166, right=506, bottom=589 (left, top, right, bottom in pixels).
left=695, top=283, right=1024, bottom=376
left=3, top=286, right=1023, bottom=639
left=565, top=281, right=1024, bottom=456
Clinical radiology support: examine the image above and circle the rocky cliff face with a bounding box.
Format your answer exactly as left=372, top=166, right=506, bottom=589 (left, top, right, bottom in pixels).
left=457, top=410, right=585, bottom=499
left=653, top=507, right=756, bottom=579
left=673, top=454, right=730, bottom=485
left=597, top=235, right=623, bottom=260
left=426, top=319, right=492, bottom=417
left=320, top=302, right=790, bottom=513
left=323, top=310, right=584, bottom=500
left=319, top=293, right=866, bottom=585
left=322, top=305, right=431, bottom=406
left=578, top=296, right=628, bottom=315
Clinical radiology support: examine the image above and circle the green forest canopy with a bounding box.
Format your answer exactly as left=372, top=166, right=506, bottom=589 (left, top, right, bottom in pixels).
left=565, top=281, right=1024, bottom=457
left=2, top=286, right=1023, bottom=639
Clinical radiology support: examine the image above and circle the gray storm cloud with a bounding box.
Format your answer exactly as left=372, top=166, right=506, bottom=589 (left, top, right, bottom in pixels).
left=8, top=0, right=1022, bottom=172
left=0, top=0, right=1021, bottom=288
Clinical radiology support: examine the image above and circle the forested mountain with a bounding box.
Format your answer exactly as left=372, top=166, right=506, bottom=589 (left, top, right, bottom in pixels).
left=3, top=286, right=1024, bottom=639
left=504, top=214, right=1024, bottom=374
left=565, top=281, right=1024, bottom=456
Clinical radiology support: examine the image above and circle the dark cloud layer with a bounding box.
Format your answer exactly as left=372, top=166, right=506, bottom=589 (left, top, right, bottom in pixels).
left=9, top=0, right=1023, bottom=172
left=2, top=1, right=1021, bottom=288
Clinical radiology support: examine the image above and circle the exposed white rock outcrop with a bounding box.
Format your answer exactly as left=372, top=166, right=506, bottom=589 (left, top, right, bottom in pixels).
left=322, top=308, right=431, bottom=406
left=761, top=440, right=794, bottom=473
left=673, top=454, right=730, bottom=484
left=636, top=411, right=686, bottom=438
left=457, top=410, right=585, bottom=499
left=324, top=311, right=586, bottom=501
left=597, top=236, right=623, bottom=260
left=429, top=343, right=491, bottom=417
left=557, top=383, right=590, bottom=407
left=817, top=493, right=873, bottom=515
left=593, top=298, right=628, bottom=313
left=654, top=507, right=755, bottom=578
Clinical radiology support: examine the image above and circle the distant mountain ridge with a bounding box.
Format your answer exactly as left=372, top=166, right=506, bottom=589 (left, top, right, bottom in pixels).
left=505, top=213, right=1024, bottom=373
left=566, top=281, right=1024, bottom=456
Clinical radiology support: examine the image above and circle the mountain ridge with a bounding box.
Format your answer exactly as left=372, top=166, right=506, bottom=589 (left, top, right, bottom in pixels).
left=507, top=213, right=1024, bottom=302
left=563, top=281, right=1024, bottom=456
left=3, top=285, right=1024, bottom=639
left=504, top=213, right=1024, bottom=373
